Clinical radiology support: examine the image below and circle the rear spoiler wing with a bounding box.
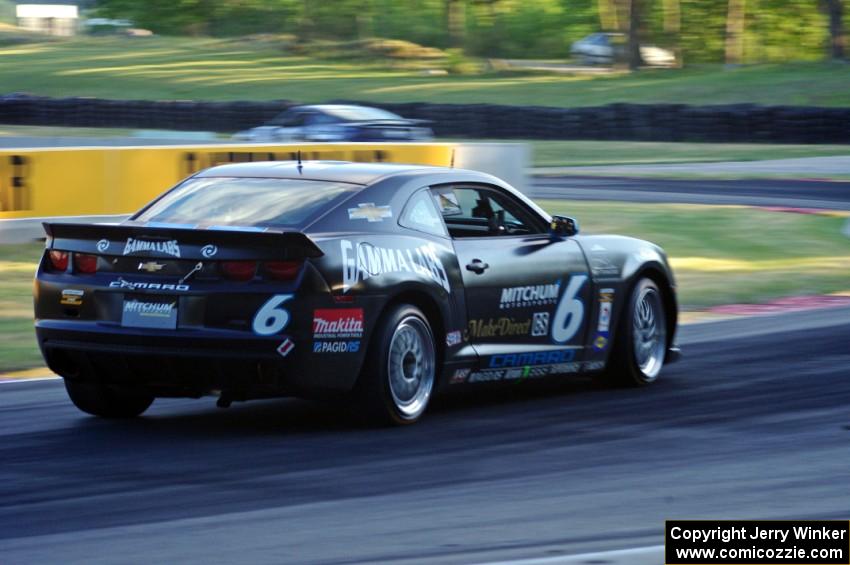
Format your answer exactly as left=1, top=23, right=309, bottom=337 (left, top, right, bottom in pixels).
left=43, top=222, right=325, bottom=261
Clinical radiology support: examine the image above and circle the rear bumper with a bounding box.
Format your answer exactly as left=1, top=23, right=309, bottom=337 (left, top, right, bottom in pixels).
left=35, top=320, right=354, bottom=399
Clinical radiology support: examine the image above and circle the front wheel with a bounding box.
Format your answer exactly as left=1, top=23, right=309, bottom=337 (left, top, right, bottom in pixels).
left=64, top=380, right=154, bottom=418
left=607, top=277, right=667, bottom=386
left=356, top=304, right=437, bottom=425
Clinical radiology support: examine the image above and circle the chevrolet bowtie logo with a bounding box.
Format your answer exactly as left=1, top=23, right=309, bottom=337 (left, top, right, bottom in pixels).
left=137, top=261, right=165, bottom=273
left=348, top=203, right=393, bottom=223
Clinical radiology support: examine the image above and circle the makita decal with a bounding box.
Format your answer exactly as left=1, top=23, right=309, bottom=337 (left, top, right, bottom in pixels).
left=123, top=238, right=181, bottom=258
left=313, top=308, right=364, bottom=339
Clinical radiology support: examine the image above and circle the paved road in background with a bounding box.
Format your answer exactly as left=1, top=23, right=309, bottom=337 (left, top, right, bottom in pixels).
left=534, top=156, right=850, bottom=177
left=1, top=308, right=848, bottom=564
left=532, top=175, right=850, bottom=210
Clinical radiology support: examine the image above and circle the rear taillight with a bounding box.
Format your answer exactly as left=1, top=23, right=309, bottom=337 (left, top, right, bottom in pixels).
left=264, top=260, right=301, bottom=281
left=75, top=253, right=98, bottom=274
left=221, top=261, right=257, bottom=281
left=48, top=250, right=69, bottom=272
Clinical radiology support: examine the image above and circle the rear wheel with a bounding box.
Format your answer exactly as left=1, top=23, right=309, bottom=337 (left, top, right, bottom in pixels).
left=607, top=277, right=667, bottom=386
left=356, top=304, right=436, bottom=425
left=64, top=379, right=154, bottom=418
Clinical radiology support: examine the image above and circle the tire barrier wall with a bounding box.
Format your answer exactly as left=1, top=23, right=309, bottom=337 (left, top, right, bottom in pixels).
left=3, top=94, right=850, bottom=143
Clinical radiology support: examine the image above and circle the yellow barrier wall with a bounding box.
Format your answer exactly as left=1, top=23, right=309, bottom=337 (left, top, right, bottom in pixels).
left=0, top=143, right=455, bottom=221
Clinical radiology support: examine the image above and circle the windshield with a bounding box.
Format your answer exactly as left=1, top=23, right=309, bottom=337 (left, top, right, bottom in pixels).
left=134, top=177, right=358, bottom=229
left=323, top=106, right=403, bottom=122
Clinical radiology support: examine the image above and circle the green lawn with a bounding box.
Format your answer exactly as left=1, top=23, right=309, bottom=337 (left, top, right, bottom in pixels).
left=527, top=141, right=850, bottom=168
left=2, top=35, right=850, bottom=106
left=2, top=203, right=849, bottom=372
left=544, top=201, right=850, bottom=309
left=0, top=243, right=41, bottom=372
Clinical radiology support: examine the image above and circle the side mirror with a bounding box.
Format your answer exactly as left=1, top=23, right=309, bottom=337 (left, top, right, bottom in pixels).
left=550, top=215, right=579, bottom=237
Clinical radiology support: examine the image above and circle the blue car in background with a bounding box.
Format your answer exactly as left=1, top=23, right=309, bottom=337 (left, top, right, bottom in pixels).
left=233, top=104, right=434, bottom=143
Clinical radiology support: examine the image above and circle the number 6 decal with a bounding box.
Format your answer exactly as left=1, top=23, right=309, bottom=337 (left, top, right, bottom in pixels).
left=551, top=275, right=587, bottom=344
left=253, top=294, right=293, bottom=336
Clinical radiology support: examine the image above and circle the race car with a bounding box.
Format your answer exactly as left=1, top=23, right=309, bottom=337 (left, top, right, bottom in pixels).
left=34, top=161, right=679, bottom=425
left=232, top=104, right=433, bottom=143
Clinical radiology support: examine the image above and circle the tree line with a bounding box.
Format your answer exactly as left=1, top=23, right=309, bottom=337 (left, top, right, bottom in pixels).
left=95, top=0, right=846, bottom=65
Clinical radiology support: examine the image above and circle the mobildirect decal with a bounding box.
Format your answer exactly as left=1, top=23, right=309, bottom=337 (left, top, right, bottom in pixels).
left=467, top=317, right=531, bottom=338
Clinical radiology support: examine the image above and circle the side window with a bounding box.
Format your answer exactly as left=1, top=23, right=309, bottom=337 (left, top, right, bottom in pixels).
left=307, top=112, right=337, bottom=126
left=431, top=185, right=547, bottom=238
left=400, top=190, right=447, bottom=237
left=290, top=112, right=311, bottom=127
left=268, top=111, right=292, bottom=126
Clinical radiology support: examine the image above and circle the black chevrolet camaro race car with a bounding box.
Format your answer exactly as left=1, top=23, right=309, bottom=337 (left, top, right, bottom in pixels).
left=34, top=161, right=679, bottom=425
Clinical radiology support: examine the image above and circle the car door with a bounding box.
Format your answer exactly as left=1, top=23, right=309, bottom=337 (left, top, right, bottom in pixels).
left=431, top=184, right=592, bottom=382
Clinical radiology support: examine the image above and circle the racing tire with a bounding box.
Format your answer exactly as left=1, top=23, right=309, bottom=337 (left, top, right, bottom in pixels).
left=356, top=304, right=437, bottom=426
left=64, top=380, right=154, bottom=418
left=606, top=277, right=667, bottom=386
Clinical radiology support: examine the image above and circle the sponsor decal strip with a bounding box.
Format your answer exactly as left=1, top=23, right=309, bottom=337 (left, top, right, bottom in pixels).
left=594, top=287, right=614, bottom=351
left=462, top=360, right=605, bottom=384
left=500, top=280, right=561, bottom=309
left=110, top=280, right=190, bottom=291
left=341, top=240, right=450, bottom=293
left=468, top=317, right=531, bottom=338
left=313, top=308, right=364, bottom=353
left=123, top=237, right=181, bottom=258
left=313, top=341, right=361, bottom=353
left=531, top=312, right=549, bottom=337
left=276, top=338, right=295, bottom=358
left=348, top=203, right=393, bottom=223
left=489, top=348, right=576, bottom=368
left=446, top=330, right=463, bottom=347
left=60, top=289, right=84, bottom=306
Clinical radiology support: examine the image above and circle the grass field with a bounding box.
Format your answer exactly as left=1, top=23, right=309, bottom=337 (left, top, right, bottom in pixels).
left=2, top=203, right=849, bottom=372
left=2, top=35, right=850, bottom=106
left=545, top=202, right=850, bottom=310
left=0, top=243, right=40, bottom=372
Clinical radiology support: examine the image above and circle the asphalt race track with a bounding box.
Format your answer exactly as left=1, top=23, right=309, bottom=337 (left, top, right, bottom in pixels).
left=532, top=176, right=850, bottom=210
left=1, top=308, right=848, bottom=564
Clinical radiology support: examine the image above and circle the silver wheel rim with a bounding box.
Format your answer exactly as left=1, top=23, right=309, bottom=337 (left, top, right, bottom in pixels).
left=387, top=315, right=435, bottom=420
left=632, top=287, right=666, bottom=381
